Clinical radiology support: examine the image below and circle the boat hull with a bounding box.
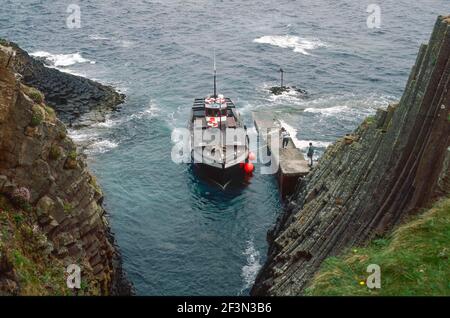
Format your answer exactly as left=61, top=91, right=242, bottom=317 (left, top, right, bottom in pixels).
left=191, top=162, right=246, bottom=186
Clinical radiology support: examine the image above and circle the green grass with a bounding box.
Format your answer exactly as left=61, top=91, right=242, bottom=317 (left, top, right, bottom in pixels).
left=58, top=129, right=67, bottom=141
left=26, top=87, right=44, bottom=104
left=49, top=145, right=62, bottom=160
left=0, top=195, right=102, bottom=295
left=305, top=197, right=450, bottom=296
left=364, top=115, right=376, bottom=125
left=67, top=150, right=77, bottom=161
left=63, top=202, right=73, bottom=214
left=30, top=105, right=45, bottom=127
left=43, top=105, right=56, bottom=122
left=89, top=175, right=103, bottom=197
left=0, top=195, right=69, bottom=295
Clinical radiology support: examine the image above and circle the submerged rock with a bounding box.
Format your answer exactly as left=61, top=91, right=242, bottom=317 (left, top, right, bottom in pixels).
left=269, top=85, right=307, bottom=96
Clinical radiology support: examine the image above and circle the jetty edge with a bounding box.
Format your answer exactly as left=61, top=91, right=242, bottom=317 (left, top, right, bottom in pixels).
left=253, top=111, right=310, bottom=198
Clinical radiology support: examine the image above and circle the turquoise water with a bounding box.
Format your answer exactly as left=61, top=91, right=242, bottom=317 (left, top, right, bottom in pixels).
left=1, top=0, right=447, bottom=295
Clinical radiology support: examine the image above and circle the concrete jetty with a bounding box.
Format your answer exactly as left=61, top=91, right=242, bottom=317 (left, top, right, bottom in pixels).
left=253, top=111, right=310, bottom=197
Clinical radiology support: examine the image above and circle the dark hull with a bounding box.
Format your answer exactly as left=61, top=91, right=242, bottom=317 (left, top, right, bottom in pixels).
left=191, top=162, right=246, bottom=187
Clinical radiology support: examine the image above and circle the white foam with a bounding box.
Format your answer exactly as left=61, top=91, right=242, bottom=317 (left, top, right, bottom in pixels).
left=117, top=40, right=134, bottom=48
left=267, top=87, right=306, bottom=104
left=92, top=118, right=121, bottom=128
left=86, top=139, right=118, bottom=154
left=259, top=89, right=395, bottom=118
left=88, top=34, right=110, bottom=40
left=304, top=105, right=351, bottom=116
left=30, top=51, right=95, bottom=67
left=278, top=119, right=331, bottom=159
left=253, top=35, right=327, bottom=55
left=68, top=128, right=110, bottom=152
left=67, top=129, right=98, bottom=143
left=90, top=100, right=161, bottom=130
left=57, top=68, right=87, bottom=77
left=240, top=239, right=261, bottom=293
left=132, top=100, right=160, bottom=119
left=296, top=140, right=332, bottom=149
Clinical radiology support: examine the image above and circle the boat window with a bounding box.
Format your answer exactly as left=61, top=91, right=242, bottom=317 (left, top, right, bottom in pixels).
left=221, top=108, right=228, bottom=116
left=205, top=108, right=221, bottom=117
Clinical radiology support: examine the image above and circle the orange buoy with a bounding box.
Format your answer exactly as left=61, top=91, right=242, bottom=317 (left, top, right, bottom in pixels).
left=244, top=162, right=254, bottom=174
left=248, top=151, right=256, bottom=161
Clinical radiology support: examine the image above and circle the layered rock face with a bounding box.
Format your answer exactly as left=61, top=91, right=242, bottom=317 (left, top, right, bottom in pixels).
left=0, top=44, right=131, bottom=295
left=252, top=15, right=450, bottom=295
left=0, top=39, right=125, bottom=126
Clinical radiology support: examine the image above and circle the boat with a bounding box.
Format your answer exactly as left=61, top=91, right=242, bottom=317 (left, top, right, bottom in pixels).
left=188, top=61, right=252, bottom=185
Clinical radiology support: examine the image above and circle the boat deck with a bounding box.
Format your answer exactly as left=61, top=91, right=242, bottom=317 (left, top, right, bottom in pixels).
left=191, top=97, right=242, bottom=129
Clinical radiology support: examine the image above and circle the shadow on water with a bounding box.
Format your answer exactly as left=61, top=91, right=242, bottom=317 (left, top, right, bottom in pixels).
left=187, top=164, right=252, bottom=201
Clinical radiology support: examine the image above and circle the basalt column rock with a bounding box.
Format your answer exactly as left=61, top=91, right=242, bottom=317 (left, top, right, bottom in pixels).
left=0, top=38, right=125, bottom=126
left=0, top=44, right=132, bottom=295
left=252, top=15, right=450, bottom=296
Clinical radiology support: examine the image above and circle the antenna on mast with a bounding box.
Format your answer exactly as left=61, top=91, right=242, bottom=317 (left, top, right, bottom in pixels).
left=279, top=67, right=284, bottom=88
left=213, top=50, right=217, bottom=98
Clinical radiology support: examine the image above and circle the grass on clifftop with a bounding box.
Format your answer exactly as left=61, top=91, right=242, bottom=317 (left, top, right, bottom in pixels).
left=305, top=197, right=450, bottom=296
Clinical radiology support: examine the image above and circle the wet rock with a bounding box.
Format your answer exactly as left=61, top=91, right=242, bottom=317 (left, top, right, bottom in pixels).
left=270, top=86, right=307, bottom=96
left=0, top=39, right=125, bottom=126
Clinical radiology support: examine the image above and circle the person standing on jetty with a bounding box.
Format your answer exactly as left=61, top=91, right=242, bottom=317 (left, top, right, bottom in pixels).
left=307, top=142, right=314, bottom=167
left=281, top=127, right=290, bottom=148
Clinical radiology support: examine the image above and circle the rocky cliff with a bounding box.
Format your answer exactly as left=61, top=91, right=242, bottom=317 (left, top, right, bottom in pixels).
left=252, top=15, right=450, bottom=295
left=0, top=43, right=131, bottom=295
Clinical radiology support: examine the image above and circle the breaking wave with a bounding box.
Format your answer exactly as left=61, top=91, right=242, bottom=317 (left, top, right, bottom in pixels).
left=279, top=119, right=331, bottom=147
left=92, top=100, right=160, bottom=129
left=304, top=105, right=351, bottom=116
left=30, top=51, right=95, bottom=67
left=88, top=34, right=110, bottom=41
left=260, top=88, right=395, bottom=115
left=68, top=127, right=118, bottom=155
left=240, top=239, right=261, bottom=294
left=85, top=139, right=118, bottom=155
left=253, top=35, right=327, bottom=55
left=67, top=129, right=98, bottom=144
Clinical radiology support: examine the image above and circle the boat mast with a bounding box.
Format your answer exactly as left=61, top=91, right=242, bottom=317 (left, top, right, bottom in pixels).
left=213, top=50, right=217, bottom=98
left=213, top=50, right=224, bottom=158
